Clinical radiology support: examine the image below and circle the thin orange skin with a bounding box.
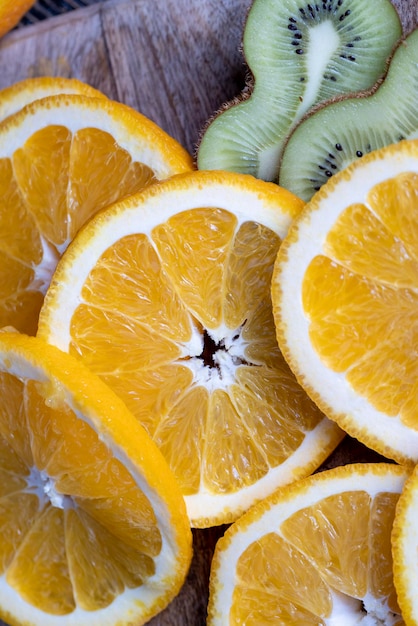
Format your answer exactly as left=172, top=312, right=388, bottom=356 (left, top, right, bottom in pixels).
left=0, top=0, right=36, bottom=38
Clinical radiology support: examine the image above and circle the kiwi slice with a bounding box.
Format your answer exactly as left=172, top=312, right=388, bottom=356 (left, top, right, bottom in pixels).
left=279, top=27, right=418, bottom=201
left=197, top=0, right=402, bottom=181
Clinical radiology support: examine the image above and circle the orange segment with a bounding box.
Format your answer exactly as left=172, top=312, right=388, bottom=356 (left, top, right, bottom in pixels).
left=233, top=532, right=332, bottom=623
left=0, top=332, right=192, bottom=626
left=38, top=169, right=343, bottom=527
left=67, top=128, right=156, bottom=236
left=151, top=207, right=238, bottom=329
left=65, top=506, right=156, bottom=610
left=0, top=492, right=42, bottom=574
left=0, top=93, right=193, bottom=335
left=370, top=492, right=401, bottom=613
left=281, top=491, right=370, bottom=597
left=7, top=506, right=75, bottom=615
left=13, top=125, right=72, bottom=248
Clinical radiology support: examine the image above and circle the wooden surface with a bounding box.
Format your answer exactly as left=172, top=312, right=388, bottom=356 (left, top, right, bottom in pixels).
left=0, top=0, right=417, bottom=624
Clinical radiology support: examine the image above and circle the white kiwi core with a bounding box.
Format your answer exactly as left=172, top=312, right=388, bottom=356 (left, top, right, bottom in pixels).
left=301, top=20, right=340, bottom=118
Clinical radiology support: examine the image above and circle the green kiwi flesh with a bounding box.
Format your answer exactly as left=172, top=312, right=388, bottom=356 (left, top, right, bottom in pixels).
left=279, top=28, right=418, bottom=201
left=197, top=0, right=402, bottom=181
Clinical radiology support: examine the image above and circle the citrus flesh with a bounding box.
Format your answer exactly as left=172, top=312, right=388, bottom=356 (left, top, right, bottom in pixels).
left=0, top=0, right=35, bottom=38
left=0, top=330, right=192, bottom=626
left=0, top=76, right=106, bottom=122
left=273, top=139, right=418, bottom=465
left=0, top=93, right=193, bottom=335
left=37, top=169, right=344, bottom=527
left=207, top=462, right=409, bottom=625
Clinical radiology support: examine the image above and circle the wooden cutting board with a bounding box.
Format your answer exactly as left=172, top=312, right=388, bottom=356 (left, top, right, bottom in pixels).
left=0, top=0, right=417, bottom=624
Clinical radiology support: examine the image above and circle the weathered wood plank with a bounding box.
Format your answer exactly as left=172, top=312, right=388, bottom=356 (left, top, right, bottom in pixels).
left=0, top=4, right=117, bottom=97
left=101, top=0, right=252, bottom=154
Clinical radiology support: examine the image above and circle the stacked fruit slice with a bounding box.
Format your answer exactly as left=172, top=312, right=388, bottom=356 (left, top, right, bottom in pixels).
left=0, top=77, right=198, bottom=626
left=205, top=137, right=418, bottom=618
left=0, top=76, right=344, bottom=624
left=197, top=0, right=402, bottom=183
left=1, top=55, right=418, bottom=626
left=279, top=28, right=418, bottom=200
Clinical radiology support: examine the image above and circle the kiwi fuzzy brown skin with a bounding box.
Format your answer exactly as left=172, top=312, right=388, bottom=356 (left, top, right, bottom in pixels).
left=391, top=0, right=418, bottom=34
left=197, top=0, right=403, bottom=180
left=278, top=28, right=418, bottom=201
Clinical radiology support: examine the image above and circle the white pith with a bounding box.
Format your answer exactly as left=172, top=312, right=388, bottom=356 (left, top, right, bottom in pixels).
left=25, top=466, right=72, bottom=510
left=0, top=95, right=185, bottom=177
left=276, top=148, right=418, bottom=462
left=29, top=235, right=61, bottom=295
left=209, top=466, right=409, bottom=626
left=0, top=81, right=103, bottom=122
left=181, top=323, right=248, bottom=392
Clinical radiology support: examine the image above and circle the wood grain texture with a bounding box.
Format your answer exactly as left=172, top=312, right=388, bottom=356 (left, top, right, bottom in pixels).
left=0, top=0, right=416, bottom=624
left=101, top=0, right=252, bottom=153
left=0, top=0, right=253, bottom=155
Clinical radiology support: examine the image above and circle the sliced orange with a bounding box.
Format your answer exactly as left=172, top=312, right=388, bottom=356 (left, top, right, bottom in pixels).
left=273, top=139, right=418, bottom=465
left=0, top=330, right=192, bottom=626
left=207, top=463, right=410, bottom=625
left=37, top=169, right=344, bottom=527
left=0, top=76, right=106, bottom=122
left=392, top=463, right=418, bottom=626
left=0, top=93, right=193, bottom=335
left=0, top=0, right=35, bottom=38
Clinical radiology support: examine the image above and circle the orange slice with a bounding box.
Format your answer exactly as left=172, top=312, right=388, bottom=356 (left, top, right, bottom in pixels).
left=0, top=76, right=106, bottom=122
left=0, top=93, right=193, bottom=335
left=207, top=463, right=410, bottom=625
left=37, top=169, right=344, bottom=527
left=273, top=139, right=418, bottom=465
left=0, top=330, right=192, bottom=626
